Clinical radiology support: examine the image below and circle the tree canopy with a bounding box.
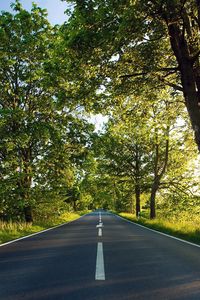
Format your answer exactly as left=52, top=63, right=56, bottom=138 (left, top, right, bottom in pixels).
left=0, top=0, right=199, bottom=222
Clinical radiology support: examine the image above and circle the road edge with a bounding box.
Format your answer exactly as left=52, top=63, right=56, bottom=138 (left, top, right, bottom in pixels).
left=113, top=212, right=200, bottom=249
left=0, top=213, right=88, bottom=248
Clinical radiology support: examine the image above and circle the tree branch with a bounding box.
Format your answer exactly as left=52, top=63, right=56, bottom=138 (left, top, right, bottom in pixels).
left=119, top=72, right=148, bottom=78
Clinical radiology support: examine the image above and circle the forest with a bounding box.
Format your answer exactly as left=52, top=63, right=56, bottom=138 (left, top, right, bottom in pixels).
left=0, top=0, right=200, bottom=243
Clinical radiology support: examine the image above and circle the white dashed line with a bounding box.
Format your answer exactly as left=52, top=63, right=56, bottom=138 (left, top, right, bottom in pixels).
left=95, top=242, right=105, bottom=280
left=98, top=228, right=102, bottom=237
left=99, top=212, right=102, bottom=222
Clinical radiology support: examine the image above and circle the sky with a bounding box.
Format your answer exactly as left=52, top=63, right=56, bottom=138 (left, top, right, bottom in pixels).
left=0, top=0, right=69, bottom=24
left=89, top=114, right=108, bottom=132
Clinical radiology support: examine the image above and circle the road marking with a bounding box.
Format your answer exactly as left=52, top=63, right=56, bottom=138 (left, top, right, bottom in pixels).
left=99, top=212, right=102, bottom=222
left=96, top=222, right=103, bottom=228
left=98, top=228, right=102, bottom=237
left=96, top=224, right=103, bottom=228
left=95, top=242, right=105, bottom=280
left=115, top=214, right=200, bottom=249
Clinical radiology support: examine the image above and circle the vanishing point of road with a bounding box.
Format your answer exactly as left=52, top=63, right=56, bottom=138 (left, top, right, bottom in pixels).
left=0, top=210, right=200, bottom=299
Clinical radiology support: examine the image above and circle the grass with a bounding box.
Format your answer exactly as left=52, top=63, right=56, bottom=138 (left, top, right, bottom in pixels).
left=0, top=211, right=88, bottom=245
left=118, top=212, right=200, bottom=245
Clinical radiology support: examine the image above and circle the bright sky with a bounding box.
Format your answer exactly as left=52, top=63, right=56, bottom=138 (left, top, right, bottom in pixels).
left=0, top=0, right=69, bottom=24
left=89, top=114, right=108, bottom=132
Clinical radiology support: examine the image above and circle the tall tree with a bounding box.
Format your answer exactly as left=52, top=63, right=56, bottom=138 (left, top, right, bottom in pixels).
left=91, top=87, right=196, bottom=218
left=98, top=111, right=151, bottom=216
left=0, top=2, right=55, bottom=221
left=0, top=2, right=93, bottom=221
left=64, top=0, right=200, bottom=151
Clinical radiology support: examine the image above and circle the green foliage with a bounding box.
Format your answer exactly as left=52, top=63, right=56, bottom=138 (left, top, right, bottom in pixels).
left=64, top=0, right=200, bottom=151
left=0, top=2, right=94, bottom=222
left=88, top=87, right=198, bottom=217
left=0, top=1, right=200, bottom=229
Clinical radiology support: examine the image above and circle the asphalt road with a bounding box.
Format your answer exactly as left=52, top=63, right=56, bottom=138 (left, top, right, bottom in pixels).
left=1, top=210, right=200, bottom=300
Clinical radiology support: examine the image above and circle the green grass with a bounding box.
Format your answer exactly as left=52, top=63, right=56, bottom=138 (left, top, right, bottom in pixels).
left=0, top=211, right=87, bottom=245
left=118, top=212, right=200, bottom=245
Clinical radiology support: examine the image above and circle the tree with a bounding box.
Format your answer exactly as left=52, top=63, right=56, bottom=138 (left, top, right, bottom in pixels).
left=0, top=2, right=55, bottom=221
left=143, top=0, right=200, bottom=151
left=0, top=2, right=94, bottom=221
left=64, top=0, right=200, bottom=151
left=89, top=86, right=197, bottom=218
left=97, top=113, right=150, bottom=216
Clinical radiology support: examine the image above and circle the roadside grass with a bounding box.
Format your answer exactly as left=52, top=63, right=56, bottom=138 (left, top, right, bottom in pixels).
left=0, top=211, right=89, bottom=245
left=118, top=212, right=200, bottom=245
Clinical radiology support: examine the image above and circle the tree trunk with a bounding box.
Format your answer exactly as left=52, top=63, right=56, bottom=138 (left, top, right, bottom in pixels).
left=21, top=147, right=33, bottom=222
left=150, top=181, right=158, bottom=219
left=135, top=184, right=141, bottom=217
left=167, top=23, right=200, bottom=151
left=134, top=144, right=141, bottom=217
left=150, top=129, right=169, bottom=219
left=24, top=206, right=33, bottom=223
left=73, top=200, right=77, bottom=211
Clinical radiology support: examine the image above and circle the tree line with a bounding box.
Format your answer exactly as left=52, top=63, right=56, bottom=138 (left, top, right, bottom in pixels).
left=0, top=0, right=199, bottom=222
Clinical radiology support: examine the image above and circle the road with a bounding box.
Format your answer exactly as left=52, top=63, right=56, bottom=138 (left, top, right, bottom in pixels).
left=1, top=210, right=200, bottom=299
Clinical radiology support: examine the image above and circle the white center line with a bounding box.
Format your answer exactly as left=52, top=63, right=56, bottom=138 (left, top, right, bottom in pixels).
left=98, top=228, right=102, bottom=237
left=99, top=212, right=102, bottom=222
left=95, top=242, right=105, bottom=280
